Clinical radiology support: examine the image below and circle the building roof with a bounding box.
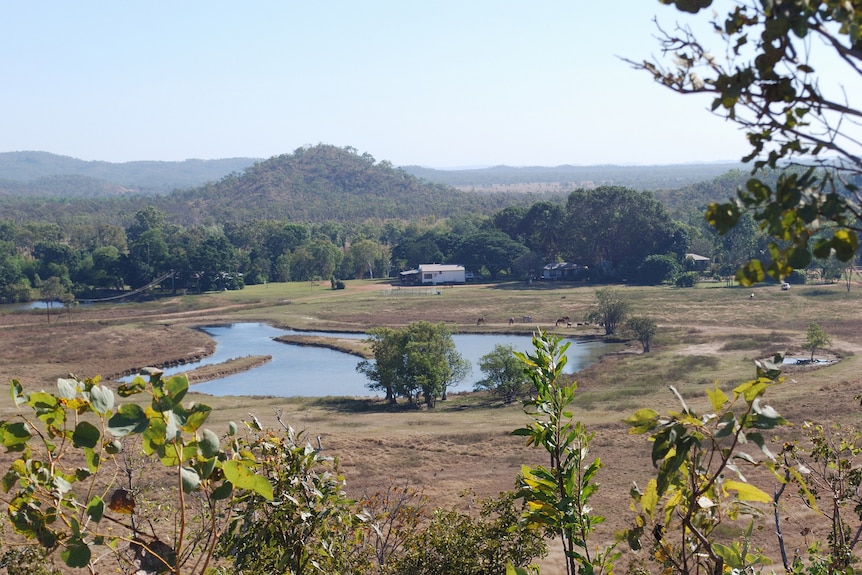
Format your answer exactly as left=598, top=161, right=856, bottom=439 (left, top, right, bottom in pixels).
left=418, top=264, right=465, bottom=272
left=543, top=262, right=581, bottom=270
left=685, top=253, right=710, bottom=262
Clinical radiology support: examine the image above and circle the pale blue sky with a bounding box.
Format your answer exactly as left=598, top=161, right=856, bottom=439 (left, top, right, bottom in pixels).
left=1, top=1, right=751, bottom=167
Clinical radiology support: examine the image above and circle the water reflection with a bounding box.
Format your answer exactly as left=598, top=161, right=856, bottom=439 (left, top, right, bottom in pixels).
left=137, top=322, right=611, bottom=398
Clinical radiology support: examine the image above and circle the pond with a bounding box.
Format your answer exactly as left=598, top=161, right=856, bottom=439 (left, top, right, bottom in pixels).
left=132, top=322, right=615, bottom=398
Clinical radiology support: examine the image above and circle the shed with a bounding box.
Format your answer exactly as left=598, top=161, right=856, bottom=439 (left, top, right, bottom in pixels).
left=542, top=262, right=587, bottom=280
left=419, top=264, right=466, bottom=285
left=684, top=253, right=711, bottom=271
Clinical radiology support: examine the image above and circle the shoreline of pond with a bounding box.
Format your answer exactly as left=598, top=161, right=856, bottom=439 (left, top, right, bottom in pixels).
left=113, top=322, right=621, bottom=395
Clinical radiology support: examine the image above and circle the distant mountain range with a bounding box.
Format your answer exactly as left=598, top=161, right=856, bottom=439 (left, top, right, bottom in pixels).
left=0, top=151, right=259, bottom=196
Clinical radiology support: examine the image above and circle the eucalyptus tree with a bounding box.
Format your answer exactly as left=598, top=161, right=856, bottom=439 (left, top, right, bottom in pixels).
left=564, top=187, right=684, bottom=277
left=634, top=0, right=862, bottom=283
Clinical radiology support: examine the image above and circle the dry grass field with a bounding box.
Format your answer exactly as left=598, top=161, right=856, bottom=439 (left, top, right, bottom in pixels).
left=1, top=277, right=861, bottom=574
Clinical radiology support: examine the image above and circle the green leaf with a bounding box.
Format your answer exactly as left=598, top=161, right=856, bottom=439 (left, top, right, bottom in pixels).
left=88, top=384, right=114, bottom=415
left=61, top=539, right=92, bottom=568
left=83, top=447, right=100, bottom=473
left=832, top=229, right=859, bottom=261
left=107, top=403, right=149, bottom=437
left=199, top=428, right=220, bottom=459
left=86, top=495, right=104, bottom=522
left=72, top=421, right=100, bottom=449
left=223, top=460, right=272, bottom=499
left=736, top=259, right=765, bottom=286
left=252, top=474, right=274, bottom=500
left=10, top=379, right=25, bottom=405
left=211, top=480, right=233, bottom=500
left=705, top=202, right=741, bottom=234
left=104, top=439, right=122, bottom=455
left=1, top=421, right=32, bottom=451
left=117, top=378, right=146, bottom=397
left=198, top=456, right=216, bottom=480
left=180, top=467, right=200, bottom=493
left=624, top=409, right=658, bottom=434
left=724, top=479, right=771, bottom=503
left=57, top=377, right=78, bottom=399
left=182, top=403, right=212, bottom=433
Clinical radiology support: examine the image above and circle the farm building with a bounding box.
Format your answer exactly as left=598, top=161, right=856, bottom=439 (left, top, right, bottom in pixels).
left=684, top=253, right=710, bottom=271
left=542, top=262, right=587, bottom=280
left=399, top=264, right=466, bottom=285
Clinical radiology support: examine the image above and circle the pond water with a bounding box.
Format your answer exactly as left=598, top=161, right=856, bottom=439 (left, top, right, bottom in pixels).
left=130, top=322, right=614, bottom=398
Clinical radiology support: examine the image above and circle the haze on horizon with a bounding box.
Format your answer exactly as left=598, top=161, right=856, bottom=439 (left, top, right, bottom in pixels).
left=1, top=2, right=751, bottom=169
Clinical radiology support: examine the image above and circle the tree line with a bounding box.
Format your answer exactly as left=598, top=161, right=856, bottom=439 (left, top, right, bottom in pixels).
left=2, top=182, right=858, bottom=305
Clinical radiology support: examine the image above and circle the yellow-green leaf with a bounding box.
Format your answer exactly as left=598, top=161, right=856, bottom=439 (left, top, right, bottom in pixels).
left=724, top=480, right=771, bottom=503
left=707, top=385, right=728, bottom=412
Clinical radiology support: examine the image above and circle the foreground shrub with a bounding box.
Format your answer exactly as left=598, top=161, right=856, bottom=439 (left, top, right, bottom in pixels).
left=216, top=421, right=371, bottom=574
left=0, top=371, right=272, bottom=574
left=385, top=491, right=546, bottom=575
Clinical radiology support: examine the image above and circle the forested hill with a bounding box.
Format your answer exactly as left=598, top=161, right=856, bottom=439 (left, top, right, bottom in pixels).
left=165, top=145, right=525, bottom=222
left=0, top=151, right=258, bottom=195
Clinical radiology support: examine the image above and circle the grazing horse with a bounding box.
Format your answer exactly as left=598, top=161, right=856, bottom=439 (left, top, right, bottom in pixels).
left=555, top=316, right=571, bottom=326
left=476, top=317, right=485, bottom=325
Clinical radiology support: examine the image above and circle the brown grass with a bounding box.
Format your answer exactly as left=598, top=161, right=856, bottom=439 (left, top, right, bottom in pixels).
left=2, top=278, right=862, bottom=574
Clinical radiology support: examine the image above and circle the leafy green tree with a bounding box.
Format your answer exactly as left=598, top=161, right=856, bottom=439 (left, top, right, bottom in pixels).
left=357, top=327, right=404, bottom=403
left=564, top=187, right=684, bottom=276
left=626, top=316, right=658, bottom=353
left=451, top=230, right=529, bottom=279
left=513, top=332, right=618, bottom=575
left=521, top=201, right=565, bottom=261
left=675, top=271, right=700, bottom=288
left=805, top=322, right=832, bottom=362
left=403, top=321, right=470, bottom=407
left=635, top=1, right=862, bottom=284
left=189, top=230, right=241, bottom=292
left=343, top=238, right=385, bottom=279
left=475, top=344, right=531, bottom=404
left=38, top=276, right=70, bottom=324
left=585, top=288, right=631, bottom=336
left=290, top=238, right=343, bottom=282
left=357, top=322, right=470, bottom=407
left=636, top=254, right=681, bottom=285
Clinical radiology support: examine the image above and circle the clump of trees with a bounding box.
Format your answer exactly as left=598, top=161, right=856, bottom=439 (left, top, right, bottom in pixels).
left=356, top=321, right=470, bottom=407
left=474, top=344, right=532, bottom=403
left=585, top=288, right=630, bottom=336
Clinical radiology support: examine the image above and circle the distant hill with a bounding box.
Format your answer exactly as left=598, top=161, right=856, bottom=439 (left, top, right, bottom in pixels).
left=0, top=151, right=258, bottom=195
left=402, top=162, right=747, bottom=192
left=166, top=145, right=524, bottom=223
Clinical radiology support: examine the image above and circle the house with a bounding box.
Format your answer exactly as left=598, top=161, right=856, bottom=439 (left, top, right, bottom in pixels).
left=684, top=253, right=710, bottom=271
left=542, top=262, right=587, bottom=281
left=400, top=264, right=466, bottom=285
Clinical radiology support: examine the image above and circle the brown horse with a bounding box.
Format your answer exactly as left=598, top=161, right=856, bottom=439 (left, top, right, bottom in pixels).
left=555, top=316, right=571, bottom=326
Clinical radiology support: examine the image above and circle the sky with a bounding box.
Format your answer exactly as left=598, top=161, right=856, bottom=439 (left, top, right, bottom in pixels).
left=1, top=1, right=755, bottom=168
